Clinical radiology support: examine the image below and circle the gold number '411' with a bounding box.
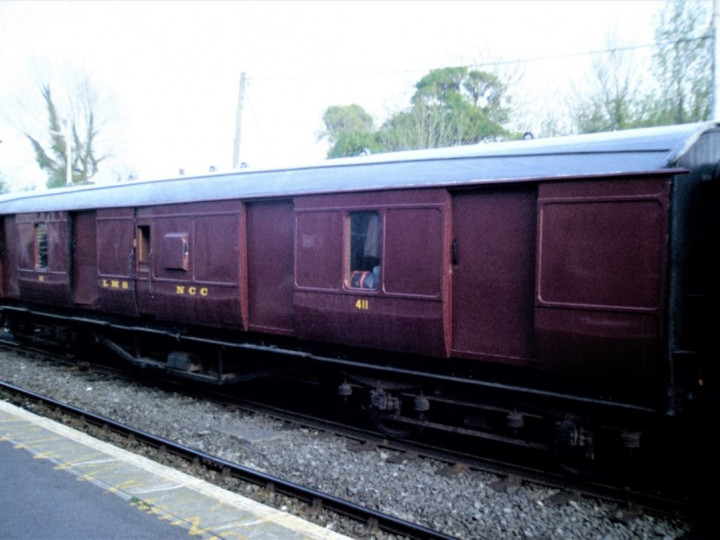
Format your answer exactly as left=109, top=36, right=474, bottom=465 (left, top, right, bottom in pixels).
left=355, top=299, right=369, bottom=310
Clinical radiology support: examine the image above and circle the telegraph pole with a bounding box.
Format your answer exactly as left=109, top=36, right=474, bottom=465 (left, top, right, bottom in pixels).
left=233, top=72, right=247, bottom=169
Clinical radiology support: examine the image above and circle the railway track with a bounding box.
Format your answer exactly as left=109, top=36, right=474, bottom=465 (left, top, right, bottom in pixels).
left=0, top=341, right=697, bottom=532
left=0, top=378, right=456, bottom=540
left=218, top=391, right=695, bottom=522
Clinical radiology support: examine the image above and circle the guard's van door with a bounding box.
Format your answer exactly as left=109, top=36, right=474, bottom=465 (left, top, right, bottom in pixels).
left=96, top=208, right=138, bottom=316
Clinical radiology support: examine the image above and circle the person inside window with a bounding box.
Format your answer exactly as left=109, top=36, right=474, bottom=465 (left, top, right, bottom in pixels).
left=349, top=211, right=381, bottom=289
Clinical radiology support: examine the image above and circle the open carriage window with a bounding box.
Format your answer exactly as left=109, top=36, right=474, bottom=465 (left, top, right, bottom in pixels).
left=35, top=223, right=48, bottom=271
left=137, top=225, right=151, bottom=270
left=348, top=211, right=381, bottom=289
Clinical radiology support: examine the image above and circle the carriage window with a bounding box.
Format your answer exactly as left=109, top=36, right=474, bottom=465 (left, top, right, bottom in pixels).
left=348, top=211, right=381, bottom=289
left=137, top=225, right=151, bottom=270
left=35, top=223, right=48, bottom=271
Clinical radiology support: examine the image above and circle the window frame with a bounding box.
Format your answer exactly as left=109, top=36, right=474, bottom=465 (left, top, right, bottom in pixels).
left=136, top=225, right=151, bottom=271
left=35, top=222, right=48, bottom=271
left=345, top=209, right=382, bottom=291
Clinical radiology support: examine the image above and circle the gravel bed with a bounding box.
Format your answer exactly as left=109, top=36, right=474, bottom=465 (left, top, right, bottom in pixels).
left=0, top=350, right=695, bottom=539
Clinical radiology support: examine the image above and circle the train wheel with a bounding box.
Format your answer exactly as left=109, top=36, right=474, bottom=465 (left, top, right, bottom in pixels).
left=368, top=409, right=422, bottom=439
left=552, top=420, right=633, bottom=478
left=365, top=388, right=423, bottom=438
left=551, top=419, right=599, bottom=477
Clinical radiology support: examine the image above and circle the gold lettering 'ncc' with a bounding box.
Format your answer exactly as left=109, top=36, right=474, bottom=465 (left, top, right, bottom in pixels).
left=176, top=286, right=209, bottom=297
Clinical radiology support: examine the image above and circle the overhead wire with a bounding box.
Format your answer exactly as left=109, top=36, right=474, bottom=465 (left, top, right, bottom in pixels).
left=237, top=32, right=713, bottom=164
left=245, top=34, right=712, bottom=83
left=242, top=85, right=274, bottom=165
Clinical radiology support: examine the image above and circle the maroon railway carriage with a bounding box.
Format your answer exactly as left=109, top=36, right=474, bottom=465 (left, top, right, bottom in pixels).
left=1, top=122, right=718, bottom=465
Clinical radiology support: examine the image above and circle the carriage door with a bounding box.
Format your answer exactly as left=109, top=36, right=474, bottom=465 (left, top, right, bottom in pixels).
left=450, top=187, right=536, bottom=365
left=134, top=203, right=246, bottom=328
left=133, top=216, right=153, bottom=315
left=72, top=211, right=98, bottom=306
left=96, top=208, right=138, bottom=316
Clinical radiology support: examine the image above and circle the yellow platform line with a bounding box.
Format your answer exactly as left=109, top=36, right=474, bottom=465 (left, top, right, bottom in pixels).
left=0, top=400, right=348, bottom=540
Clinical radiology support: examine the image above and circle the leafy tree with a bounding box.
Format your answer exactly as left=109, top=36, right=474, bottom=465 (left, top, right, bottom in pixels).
left=383, top=67, right=510, bottom=150
left=320, top=105, right=382, bottom=158
left=326, top=131, right=381, bottom=159
left=377, top=104, right=439, bottom=151
left=651, top=0, right=712, bottom=124
left=321, top=104, right=374, bottom=141
left=413, top=67, right=508, bottom=119
left=321, top=67, right=512, bottom=158
left=25, top=83, right=107, bottom=188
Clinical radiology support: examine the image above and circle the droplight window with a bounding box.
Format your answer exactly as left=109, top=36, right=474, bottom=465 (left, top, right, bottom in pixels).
left=348, top=211, right=381, bottom=289
left=35, top=223, right=48, bottom=271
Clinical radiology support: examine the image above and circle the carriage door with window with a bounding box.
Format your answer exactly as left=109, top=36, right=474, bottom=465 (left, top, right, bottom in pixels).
left=133, top=216, right=152, bottom=314
left=134, top=202, right=246, bottom=328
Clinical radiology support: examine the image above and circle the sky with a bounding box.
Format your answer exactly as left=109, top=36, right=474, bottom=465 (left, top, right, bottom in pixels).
left=0, top=0, right=674, bottom=190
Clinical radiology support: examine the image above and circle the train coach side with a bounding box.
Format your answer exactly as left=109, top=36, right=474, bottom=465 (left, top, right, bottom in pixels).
left=0, top=122, right=717, bottom=462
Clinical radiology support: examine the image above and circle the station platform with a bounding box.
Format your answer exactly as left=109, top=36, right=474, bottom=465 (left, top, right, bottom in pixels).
left=0, top=400, right=348, bottom=539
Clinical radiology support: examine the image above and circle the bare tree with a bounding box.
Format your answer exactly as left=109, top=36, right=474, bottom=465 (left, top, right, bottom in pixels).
left=652, top=0, right=712, bottom=124
left=571, top=0, right=712, bottom=133
left=571, top=30, right=651, bottom=133
left=24, top=79, right=112, bottom=188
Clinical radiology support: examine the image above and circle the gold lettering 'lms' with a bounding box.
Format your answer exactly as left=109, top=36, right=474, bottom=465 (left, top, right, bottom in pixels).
left=175, top=286, right=209, bottom=297
left=101, top=279, right=129, bottom=290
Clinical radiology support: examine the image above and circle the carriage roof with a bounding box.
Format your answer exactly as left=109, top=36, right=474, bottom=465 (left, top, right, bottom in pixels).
left=1, top=122, right=716, bottom=214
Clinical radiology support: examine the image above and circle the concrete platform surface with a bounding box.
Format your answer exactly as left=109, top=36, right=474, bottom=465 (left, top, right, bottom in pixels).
left=0, top=399, right=349, bottom=539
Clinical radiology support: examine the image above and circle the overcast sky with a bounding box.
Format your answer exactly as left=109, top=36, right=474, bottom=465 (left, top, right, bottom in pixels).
left=0, top=0, right=671, bottom=190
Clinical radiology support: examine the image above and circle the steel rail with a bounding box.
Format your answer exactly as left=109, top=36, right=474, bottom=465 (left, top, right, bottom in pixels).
left=0, top=340, right=695, bottom=526
left=0, top=380, right=456, bottom=540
